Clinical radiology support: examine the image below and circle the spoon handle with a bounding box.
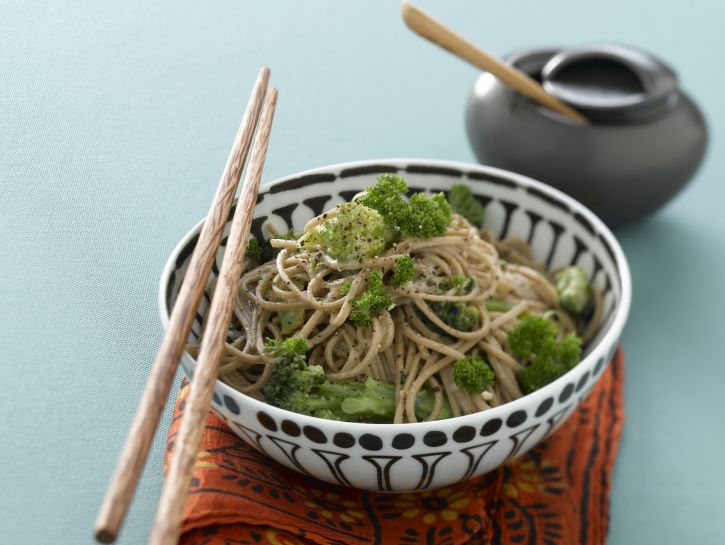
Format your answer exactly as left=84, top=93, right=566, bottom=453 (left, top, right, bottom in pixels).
left=401, top=1, right=588, bottom=124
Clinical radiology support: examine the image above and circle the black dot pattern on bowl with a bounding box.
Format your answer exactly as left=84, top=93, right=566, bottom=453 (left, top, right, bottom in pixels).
left=535, top=397, right=554, bottom=417
left=333, top=432, right=355, bottom=448
left=453, top=426, right=476, bottom=443
left=423, top=431, right=447, bottom=447
left=594, top=357, right=606, bottom=375
left=392, top=433, right=415, bottom=450
left=303, top=425, right=327, bottom=444
left=223, top=395, right=240, bottom=415
left=559, top=384, right=575, bottom=403
left=481, top=418, right=502, bottom=436
left=212, top=392, right=221, bottom=407
left=506, top=410, right=527, bottom=428
left=576, top=372, right=590, bottom=392
left=359, top=434, right=382, bottom=451
left=257, top=411, right=277, bottom=431
left=281, top=420, right=300, bottom=437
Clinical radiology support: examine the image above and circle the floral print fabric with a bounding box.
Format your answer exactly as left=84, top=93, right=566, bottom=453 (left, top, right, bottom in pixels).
left=166, top=350, right=623, bottom=545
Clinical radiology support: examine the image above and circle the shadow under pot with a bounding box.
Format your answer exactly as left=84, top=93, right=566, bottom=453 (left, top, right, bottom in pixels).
left=465, top=44, right=708, bottom=228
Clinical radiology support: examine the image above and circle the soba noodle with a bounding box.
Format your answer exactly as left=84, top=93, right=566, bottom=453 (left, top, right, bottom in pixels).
left=189, top=198, right=601, bottom=423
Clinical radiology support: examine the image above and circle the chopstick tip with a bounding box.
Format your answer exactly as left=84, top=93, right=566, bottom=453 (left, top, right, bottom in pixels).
left=263, top=87, right=279, bottom=109
left=94, top=528, right=117, bottom=544
left=401, top=1, right=421, bottom=27
left=255, top=67, right=271, bottom=88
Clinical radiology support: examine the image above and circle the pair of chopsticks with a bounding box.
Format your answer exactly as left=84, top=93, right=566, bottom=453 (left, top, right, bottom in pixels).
left=95, top=67, right=277, bottom=545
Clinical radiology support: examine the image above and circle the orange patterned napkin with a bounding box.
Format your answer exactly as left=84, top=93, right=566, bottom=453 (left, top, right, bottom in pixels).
left=165, top=350, right=623, bottom=545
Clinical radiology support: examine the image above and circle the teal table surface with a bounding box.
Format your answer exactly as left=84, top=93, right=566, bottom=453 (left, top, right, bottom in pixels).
left=2, top=1, right=724, bottom=544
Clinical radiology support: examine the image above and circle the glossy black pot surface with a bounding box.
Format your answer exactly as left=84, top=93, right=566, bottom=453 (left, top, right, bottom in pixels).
left=465, top=44, right=708, bottom=228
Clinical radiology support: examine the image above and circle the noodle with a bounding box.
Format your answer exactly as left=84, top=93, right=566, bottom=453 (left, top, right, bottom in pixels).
left=191, top=205, right=602, bottom=423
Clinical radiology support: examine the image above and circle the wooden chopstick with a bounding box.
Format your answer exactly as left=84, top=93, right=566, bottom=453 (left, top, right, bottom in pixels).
left=94, top=67, right=270, bottom=544
left=401, top=1, right=588, bottom=124
left=148, top=87, right=278, bottom=545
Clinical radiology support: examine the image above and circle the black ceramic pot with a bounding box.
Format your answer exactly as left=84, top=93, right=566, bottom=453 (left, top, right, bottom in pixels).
left=465, top=44, right=708, bottom=228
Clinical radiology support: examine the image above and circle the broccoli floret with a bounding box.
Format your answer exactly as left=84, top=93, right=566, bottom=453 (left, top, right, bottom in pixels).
left=262, top=337, right=336, bottom=418
left=263, top=336, right=308, bottom=357
left=298, top=175, right=455, bottom=263
left=262, top=340, right=451, bottom=422
left=554, top=266, right=593, bottom=316
left=453, top=275, right=473, bottom=294
left=340, top=278, right=352, bottom=295
left=278, top=309, right=306, bottom=335
left=260, top=229, right=302, bottom=262
left=246, top=237, right=262, bottom=259
left=430, top=275, right=477, bottom=332
left=453, top=355, right=496, bottom=393
left=262, top=338, right=325, bottom=414
left=431, top=302, right=480, bottom=332
left=358, top=174, right=410, bottom=240
left=418, top=275, right=480, bottom=333
left=508, top=316, right=583, bottom=394
left=359, top=174, right=452, bottom=240
left=391, top=256, right=416, bottom=287
left=300, top=201, right=388, bottom=262
left=441, top=274, right=474, bottom=295
left=349, top=271, right=394, bottom=327
left=558, top=331, right=583, bottom=370
left=267, top=278, right=307, bottom=335
left=508, top=316, right=557, bottom=359
left=447, top=184, right=485, bottom=227
left=402, top=192, right=452, bottom=239
left=277, top=229, right=302, bottom=241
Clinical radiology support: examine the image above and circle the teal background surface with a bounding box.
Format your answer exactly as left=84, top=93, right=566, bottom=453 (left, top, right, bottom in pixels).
left=1, top=1, right=723, bottom=543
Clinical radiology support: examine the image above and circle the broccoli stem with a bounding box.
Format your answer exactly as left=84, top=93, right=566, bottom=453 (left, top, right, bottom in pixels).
left=485, top=298, right=512, bottom=313
left=341, top=396, right=395, bottom=418
left=413, top=388, right=453, bottom=420
left=328, top=377, right=451, bottom=422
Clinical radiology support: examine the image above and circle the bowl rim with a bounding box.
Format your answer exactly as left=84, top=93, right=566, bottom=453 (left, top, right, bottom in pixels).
left=158, top=158, right=631, bottom=431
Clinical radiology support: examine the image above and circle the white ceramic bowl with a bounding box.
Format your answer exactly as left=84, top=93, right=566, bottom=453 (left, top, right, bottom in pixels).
left=159, top=159, right=631, bottom=492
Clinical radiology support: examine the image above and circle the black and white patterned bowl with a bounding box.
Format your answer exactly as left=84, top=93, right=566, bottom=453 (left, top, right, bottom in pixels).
left=159, top=159, right=631, bottom=492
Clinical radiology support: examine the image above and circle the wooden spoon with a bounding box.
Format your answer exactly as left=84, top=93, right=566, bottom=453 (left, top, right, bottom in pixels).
left=401, top=1, right=588, bottom=124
